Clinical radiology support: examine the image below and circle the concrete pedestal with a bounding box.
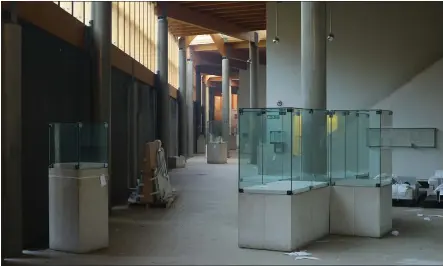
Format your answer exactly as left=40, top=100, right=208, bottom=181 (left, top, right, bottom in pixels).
left=168, top=156, right=186, bottom=169
left=229, top=135, right=237, bottom=150
left=207, top=142, right=228, bottom=164
left=49, top=163, right=109, bottom=253
left=330, top=181, right=392, bottom=237
left=196, top=135, right=206, bottom=154
left=238, top=182, right=330, bottom=251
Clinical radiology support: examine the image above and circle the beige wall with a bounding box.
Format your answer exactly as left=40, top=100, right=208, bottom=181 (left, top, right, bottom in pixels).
left=266, top=1, right=443, bottom=109
left=265, top=1, right=443, bottom=177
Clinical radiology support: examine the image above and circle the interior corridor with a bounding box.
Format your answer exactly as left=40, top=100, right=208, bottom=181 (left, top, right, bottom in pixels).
left=3, top=155, right=443, bottom=265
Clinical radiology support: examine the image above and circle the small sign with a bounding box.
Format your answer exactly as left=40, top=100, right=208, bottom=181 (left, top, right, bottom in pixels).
left=267, top=115, right=280, bottom=119
left=100, top=174, right=107, bottom=187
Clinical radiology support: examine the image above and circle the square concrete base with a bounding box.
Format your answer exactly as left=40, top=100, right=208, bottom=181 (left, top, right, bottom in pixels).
left=330, top=182, right=392, bottom=237
left=229, top=135, right=237, bottom=150
left=238, top=184, right=330, bottom=252
left=49, top=163, right=109, bottom=253
left=168, top=156, right=186, bottom=169
left=207, top=142, right=228, bottom=164
left=196, top=135, right=206, bottom=154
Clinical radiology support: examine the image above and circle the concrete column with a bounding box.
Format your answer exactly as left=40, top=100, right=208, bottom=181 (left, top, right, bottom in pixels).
left=301, top=2, right=327, bottom=109
left=249, top=38, right=259, bottom=164
left=222, top=57, right=230, bottom=142
left=157, top=15, right=170, bottom=159
left=300, top=2, right=327, bottom=176
left=204, top=85, right=210, bottom=139
left=209, top=87, right=215, bottom=122
left=249, top=36, right=259, bottom=108
left=229, top=85, right=232, bottom=134
left=186, top=59, right=194, bottom=157
left=91, top=2, right=112, bottom=210
left=195, top=67, right=202, bottom=135
left=130, top=82, right=138, bottom=187
left=91, top=2, right=112, bottom=122
left=178, top=38, right=187, bottom=157
left=1, top=9, right=23, bottom=257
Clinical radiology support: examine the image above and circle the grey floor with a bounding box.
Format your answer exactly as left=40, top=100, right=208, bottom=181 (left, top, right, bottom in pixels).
left=5, top=155, right=443, bottom=265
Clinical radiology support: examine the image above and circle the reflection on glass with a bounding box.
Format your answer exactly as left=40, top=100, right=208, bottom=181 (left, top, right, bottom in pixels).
left=238, top=108, right=393, bottom=192
left=329, top=111, right=347, bottom=179
left=328, top=110, right=393, bottom=187
left=239, top=108, right=330, bottom=195
left=238, top=109, right=263, bottom=189
left=300, top=109, right=328, bottom=183
left=206, top=120, right=224, bottom=143
left=49, top=122, right=108, bottom=169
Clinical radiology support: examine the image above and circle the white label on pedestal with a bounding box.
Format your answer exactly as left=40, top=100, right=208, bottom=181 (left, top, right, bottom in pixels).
left=100, top=174, right=107, bottom=187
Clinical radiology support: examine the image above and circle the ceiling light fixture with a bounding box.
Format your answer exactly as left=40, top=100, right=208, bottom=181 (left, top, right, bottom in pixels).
left=327, top=4, right=335, bottom=42
left=273, top=2, right=280, bottom=44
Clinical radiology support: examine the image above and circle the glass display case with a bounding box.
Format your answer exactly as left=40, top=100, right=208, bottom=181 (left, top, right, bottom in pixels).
left=238, top=108, right=393, bottom=193
left=48, top=122, right=108, bottom=169
left=238, top=108, right=329, bottom=194
left=328, top=110, right=393, bottom=187
left=206, top=120, right=224, bottom=143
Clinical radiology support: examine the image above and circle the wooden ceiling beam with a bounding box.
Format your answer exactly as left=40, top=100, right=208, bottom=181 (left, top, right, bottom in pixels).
left=185, top=35, right=197, bottom=47
left=209, top=7, right=266, bottom=14
left=182, top=2, right=242, bottom=8
left=192, top=39, right=266, bottom=52
left=227, top=18, right=266, bottom=23
left=200, top=65, right=239, bottom=77
left=207, top=76, right=239, bottom=85
left=193, top=51, right=247, bottom=70
left=217, top=12, right=266, bottom=18
left=198, top=4, right=265, bottom=12
left=192, top=43, right=218, bottom=52
left=232, top=39, right=266, bottom=49
left=210, top=34, right=227, bottom=57
left=157, top=2, right=257, bottom=42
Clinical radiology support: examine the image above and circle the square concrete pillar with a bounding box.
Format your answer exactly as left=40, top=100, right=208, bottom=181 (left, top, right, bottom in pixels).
left=330, top=183, right=392, bottom=237
left=238, top=184, right=330, bottom=251
left=49, top=164, right=109, bottom=253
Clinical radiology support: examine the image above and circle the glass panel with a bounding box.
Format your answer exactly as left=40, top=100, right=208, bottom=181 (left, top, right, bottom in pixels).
left=329, top=109, right=393, bottom=187
left=262, top=108, right=292, bottom=191
left=329, top=111, right=347, bottom=181
left=238, top=108, right=263, bottom=190
left=357, top=111, right=370, bottom=177
left=207, top=120, right=223, bottom=143
left=49, top=123, right=79, bottom=167
left=291, top=109, right=302, bottom=183
left=380, top=110, right=393, bottom=185
left=49, top=122, right=108, bottom=169
left=368, top=110, right=382, bottom=185
left=79, top=123, right=108, bottom=168
left=300, top=109, right=328, bottom=185
left=346, top=111, right=359, bottom=179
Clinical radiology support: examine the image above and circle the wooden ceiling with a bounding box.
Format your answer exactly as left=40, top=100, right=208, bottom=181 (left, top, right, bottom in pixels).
left=158, top=1, right=267, bottom=37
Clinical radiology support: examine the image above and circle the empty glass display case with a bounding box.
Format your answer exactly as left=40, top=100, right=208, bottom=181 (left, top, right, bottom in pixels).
left=48, top=122, right=108, bottom=169
left=206, top=120, right=224, bottom=143
left=238, top=108, right=393, bottom=193
left=238, top=108, right=330, bottom=194
left=328, top=110, right=393, bottom=187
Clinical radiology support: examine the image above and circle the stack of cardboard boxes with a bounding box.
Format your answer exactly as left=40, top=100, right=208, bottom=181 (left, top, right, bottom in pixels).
left=141, top=140, right=161, bottom=204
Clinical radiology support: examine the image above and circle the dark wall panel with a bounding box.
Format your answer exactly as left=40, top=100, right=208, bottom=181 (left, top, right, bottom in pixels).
left=21, top=20, right=92, bottom=249
left=110, top=67, right=131, bottom=206
left=138, top=84, right=157, bottom=167
left=110, top=68, right=157, bottom=206
left=169, top=98, right=179, bottom=157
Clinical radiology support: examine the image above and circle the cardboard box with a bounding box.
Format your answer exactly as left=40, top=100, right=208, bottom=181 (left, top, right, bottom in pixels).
left=141, top=140, right=161, bottom=204
left=144, top=140, right=161, bottom=171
